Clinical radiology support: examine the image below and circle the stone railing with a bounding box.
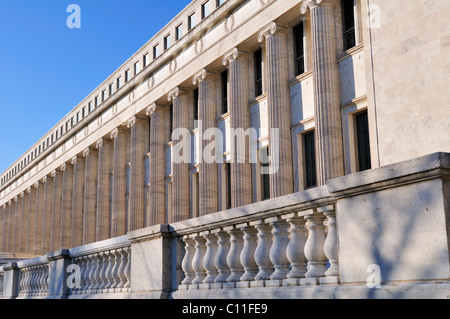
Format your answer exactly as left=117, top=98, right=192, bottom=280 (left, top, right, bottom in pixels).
left=69, top=237, right=131, bottom=296
left=176, top=204, right=339, bottom=291
left=1, top=152, right=450, bottom=299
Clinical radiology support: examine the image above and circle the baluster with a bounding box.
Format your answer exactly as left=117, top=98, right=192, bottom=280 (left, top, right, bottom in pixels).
left=39, top=265, right=46, bottom=295
left=29, top=266, right=36, bottom=295
left=104, top=250, right=114, bottom=291
left=19, top=268, right=26, bottom=296
left=284, top=213, right=308, bottom=281
left=320, top=206, right=340, bottom=283
left=98, top=252, right=108, bottom=292
left=35, top=266, right=42, bottom=295
left=268, top=217, right=290, bottom=282
left=238, top=223, right=258, bottom=283
left=213, top=229, right=231, bottom=284
left=94, top=253, right=104, bottom=292
left=123, top=247, right=131, bottom=290
left=192, top=233, right=207, bottom=285
left=117, top=248, right=127, bottom=290
left=83, top=255, right=93, bottom=293
left=202, top=232, right=219, bottom=284
left=225, top=226, right=244, bottom=283
left=252, top=220, right=274, bottom=281
left=111, top=249, right=121, bottom=291
left=43, top=264, right=49, bottom=295
left=87, top=254, right=97, bottom=293
left=180, top=236, right=196, bottom=285
left=303, top=213, right=327, bottom=284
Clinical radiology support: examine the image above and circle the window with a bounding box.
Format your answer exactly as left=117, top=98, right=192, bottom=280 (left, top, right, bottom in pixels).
left=125, top=69, right=131, bottom=83
left=134, top=61, right=140, bottom=75
left=153, top=44, right=160, bottom=59
left=95, top=96, right=99, bottom=107
left=109, top=83, right=114, bottom=96
left=102, top=90, right=106, bottom=102
left=254, top=48, right=263, bottom=97
left=143, top=53, right=149, bottom=67
left=303, top=131, right=317, bottom=188
left=202, top=1, right=210, bottom=19
left=76, top=112, right=80, bottom=123
left=355, top=110, right=371, bottom=171
left=193, top=172, right=199, bottom=218
left=117, top=77, right=122, bottom=90
left=293, top=22, right=305, bottom=76
left=164, top=35, right=171, bottom=50
left=221, top=70, right=228, bottom=114
left=176, top=24, right=183, bottom=41
left=82, top=107, right=86, bottom=118
left=188, top=13, right=196, bottom=30
left=342, top=0, right=356, bottom=50
left=88, top=101, right=93, bottom=112
left=260, top=147, right=270, bottom=200
left=169, top=104, right=173, bottom=139
left=193, top=88, right=199, bottom=128
left=225, top=162, right=231, bottom=209
left=217, top=0, right=225, bottom=7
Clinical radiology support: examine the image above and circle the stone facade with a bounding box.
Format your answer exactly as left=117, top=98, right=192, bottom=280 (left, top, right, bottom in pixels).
left=0, top=0, right=449, bottom=299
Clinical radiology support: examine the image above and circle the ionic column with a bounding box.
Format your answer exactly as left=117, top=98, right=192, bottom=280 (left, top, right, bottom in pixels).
left=146, top=104, right=167, bottom=226
left=60, top=162, right=74, bottom=249
left=110, top=127, right=128, bottom=237
left=25, top=187, right=36, bottom=254
left=223, top=48, right=252, bottom=208
left=21, top=190, right=31, bottom=253
left=50, top=169, right=63, bottom=252
left=5, top=201, right=12, bottom=252
left=33, top=182, right=44, bottom=255
left=193, top=69, right=219, bottom=216
left=127, top=116, right=147, bottom=231
left=258, top=22, right=294, bottom=197
left=83, top=147, right=98, bottom=245
left=168, top=87, right=191, bottom=222
left=41, top=174, right=54, bottom=254
left=96, top=138, right=113, bottom=241
left=71, top=155, right=85, bottom=248
left=13, top=196, right=20, bottom=253
left=0, top=204, right=5, bottom=251
left=301, top=0, right=345, bottom=185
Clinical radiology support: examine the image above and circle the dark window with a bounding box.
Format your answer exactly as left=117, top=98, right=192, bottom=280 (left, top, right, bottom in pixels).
left=304, top=131, right=317, bottom=188
left=226, top=162, right=231, bottom=209
left=193, top=88, right=199, bottom=127
left=342, top=0, right=356, bottom=50
left=221, top=70, right=228, bottom=114
left=355, top=111, right=371, bottom=171
left=293, top=22, right=305, bottom=76
left=254, top=48, right=263, bottom=97
left=261, top=148, right=270, bottom=200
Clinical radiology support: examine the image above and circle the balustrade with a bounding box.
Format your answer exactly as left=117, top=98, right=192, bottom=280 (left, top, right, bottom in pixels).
left=178, top=205, right=340, bottom=289
left=71, top=246, right=131, bottom=295
left=18, top=262, right=49, bottom=297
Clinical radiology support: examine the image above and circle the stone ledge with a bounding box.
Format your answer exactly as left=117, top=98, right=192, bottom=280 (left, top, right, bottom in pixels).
left=327, top=152, right=450, bottom=197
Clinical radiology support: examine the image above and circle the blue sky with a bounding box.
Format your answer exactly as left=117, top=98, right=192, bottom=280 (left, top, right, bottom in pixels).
left=0, top=0, right=192, bottom=174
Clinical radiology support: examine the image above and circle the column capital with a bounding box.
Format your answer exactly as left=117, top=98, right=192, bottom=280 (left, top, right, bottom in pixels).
left=96, top=138, right=104, bottom=149
left=146, top=103, right=166, bottom=117
left=222, top=47, right=249, bottom=66
left=19, top=191, right=25, bottom=199
left=42, top=175, right=49, bottom=184
left=60, top=162, right=73, bottom=172
left=14, top=196, right=18, bottom=203
left=168, top=87, right=190, bottom=102
left=127, top=116, right=146, bottom=128
left=26, top=187, right=32, bottom=194
left=257, top=22, right=288, bottom=43
left=110, top=126, right=128, bottom=139
left=50, top=170, right=58, bottom=178
left=192, top=69, right=217, bottom=85
left=82, top=147, right=96, bottom=158
left=300, top=0, right=335, bottom=14
left=33, top=182, right=40, bottom=190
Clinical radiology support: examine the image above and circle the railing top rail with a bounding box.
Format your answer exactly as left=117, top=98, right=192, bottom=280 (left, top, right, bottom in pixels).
left=69, top=235, right=130, bottom=258
left=16, top=255, right=49, bottom=269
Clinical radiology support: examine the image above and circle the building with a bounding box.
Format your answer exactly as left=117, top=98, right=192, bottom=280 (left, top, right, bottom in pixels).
left=0, top=0, right=449, bottom=299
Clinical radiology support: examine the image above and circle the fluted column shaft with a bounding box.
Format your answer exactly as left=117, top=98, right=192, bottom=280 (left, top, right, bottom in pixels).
left=169, top=88, right=191, bottom=222
left=147, top=104, right=167, bottom=225
left=13, top=197, right=20, bottom=253
left=223, top=48, right=252, bottom=208
left=0, top=205, right=5, bottom=251
left=33, top=182, right=44, bottom=255
left=5, top=202, right=12, bottom=252
left=71, top=156, right=85, bottom=248
left=194, top=70, right=219, bottom=216
left=111, top=128, right=128, bottom=237
left=50, top=170, right=63, bottom=252
left=96, top=139, right=113, bottom=241
left=128, top=116, right=147, bottom=231
left=25, top=188, right=36, bottom=254
left=41, top=175, right=53, bottom=254
left=83, top=147, right=98, bottom=245
left=258, top=22, right=294, bottom=197
left=21, top=190, right=31, bottom=253
left=60, top=163, right=74, bottom=249
left=303, top=0, right=344, bottom=185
